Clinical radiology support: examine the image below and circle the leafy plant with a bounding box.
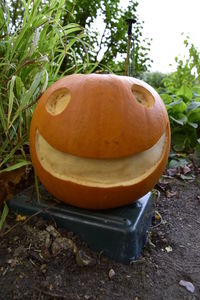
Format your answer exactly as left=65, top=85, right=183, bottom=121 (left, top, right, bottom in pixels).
left=161, top=88, right=200, bottom=152
left=6, top=0, right=152, bottom=76
left=0, top=0, right=91, bottom=172
left=142, top=72, right=165, bottom=89
left=162, top=36, right=200, bottom=93
left=160, top=37, right=200, bottom=152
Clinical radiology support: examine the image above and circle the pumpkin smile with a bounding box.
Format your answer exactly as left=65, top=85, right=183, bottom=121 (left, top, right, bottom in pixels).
left=36, top=129, right=168, bottom=188
left=30, top=74, right=170, bottom=209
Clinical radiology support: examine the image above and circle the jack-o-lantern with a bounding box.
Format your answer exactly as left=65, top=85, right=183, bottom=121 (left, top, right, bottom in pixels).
left=30, top=74, right=170, bottom=210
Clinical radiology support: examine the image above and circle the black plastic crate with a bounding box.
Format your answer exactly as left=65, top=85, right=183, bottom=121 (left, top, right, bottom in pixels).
left=8, top=185, right=153, bottom=264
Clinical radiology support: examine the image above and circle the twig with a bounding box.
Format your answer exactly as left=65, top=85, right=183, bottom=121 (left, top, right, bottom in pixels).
left=34, top=287, right=72, bottom=299
left=162, top=175, right=174, bottom=179
left=95, top=25, right=107, bottom=61
left=152, top=210, right=164, bottom=229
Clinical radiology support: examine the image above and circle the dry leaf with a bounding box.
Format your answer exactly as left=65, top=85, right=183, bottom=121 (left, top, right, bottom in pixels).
left=155, top=211, right=161, bottom=221
left=166, top=190, right=178, bottom=198
left=16, top=214, right=27, bottom=222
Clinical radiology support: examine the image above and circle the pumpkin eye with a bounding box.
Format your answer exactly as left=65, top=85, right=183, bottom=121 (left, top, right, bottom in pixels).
left=131, top=84, right=154, bottom=108
left=46, top=88, right=71, bottom=115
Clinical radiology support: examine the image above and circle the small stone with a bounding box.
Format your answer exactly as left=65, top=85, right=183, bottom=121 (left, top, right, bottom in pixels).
left=7, top=258, right=19, bottom=267
left=40, top=264, right=46, bottom=273
left=14, top=246, right=26, bottom=257
left=179, top=280, right=195, bottom=293
left=51, top=237, right=77, bottom=256
left=76, top=250, right=96, bottom=267
left=19, top=273, right=24, bottom=279
left=37, top=230, right=51, bottom=248
left=165, top=246, right=173, bottom=252
left=108, top=268, right=115, bottom=279
left=46, top=225, right=60, bottom=238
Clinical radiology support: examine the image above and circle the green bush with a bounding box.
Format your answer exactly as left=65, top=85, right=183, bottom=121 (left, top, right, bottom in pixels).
left=0, top=0, right=94, bottom=172
left=161, top=38, right=200, bottom=154
left=142, top=72, right=165, bottom=89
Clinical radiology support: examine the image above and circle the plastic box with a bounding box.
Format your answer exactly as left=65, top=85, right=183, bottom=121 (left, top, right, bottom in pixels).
left=8, top=185, right=153, bottom=264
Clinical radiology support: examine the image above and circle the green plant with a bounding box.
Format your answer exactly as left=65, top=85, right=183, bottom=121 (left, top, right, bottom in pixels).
left=142, top=72, right=165, bottom=89
left=6, top=0, right=152, bottom=76
left=162, top=36, right=200, bottom=93
left=160, top=37, right=200, bottom=152
left=0, top=202, right=9, bottom=231
left=0, top=0, right=91, bottom=172
left=161, top=87, right=200, bottom=152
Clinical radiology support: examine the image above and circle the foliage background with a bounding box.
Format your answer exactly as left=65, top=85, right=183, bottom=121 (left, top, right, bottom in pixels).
left=4, top=0, right=152, bottom=75
left=1, top=0, right=200, bottom=174
left=0, top=0, right=152, bottom=172
left=145, top=38, right=200, bottom=155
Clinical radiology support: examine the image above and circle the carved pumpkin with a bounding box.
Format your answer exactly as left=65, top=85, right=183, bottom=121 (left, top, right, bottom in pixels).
left=30, top=74, right=170, bottom=209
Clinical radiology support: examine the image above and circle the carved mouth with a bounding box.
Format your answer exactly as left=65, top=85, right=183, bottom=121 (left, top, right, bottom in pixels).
left=36, top=130, right=167, bottom=188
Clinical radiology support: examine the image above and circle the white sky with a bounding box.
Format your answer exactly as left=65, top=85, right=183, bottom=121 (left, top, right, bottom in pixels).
left=137, top=0, right=200, bottom=73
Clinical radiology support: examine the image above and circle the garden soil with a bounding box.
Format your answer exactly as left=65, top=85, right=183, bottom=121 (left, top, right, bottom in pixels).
left=0, top=162, right=200, bottom=300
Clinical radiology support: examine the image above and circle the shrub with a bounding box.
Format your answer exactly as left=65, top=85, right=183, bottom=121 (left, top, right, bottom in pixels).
left=161, top=37, right=200, bottom=153
left=0, top=0, right=91, bottom=172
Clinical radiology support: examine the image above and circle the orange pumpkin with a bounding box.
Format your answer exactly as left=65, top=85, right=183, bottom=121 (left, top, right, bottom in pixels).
left=30, top=74, right=170, bottom=210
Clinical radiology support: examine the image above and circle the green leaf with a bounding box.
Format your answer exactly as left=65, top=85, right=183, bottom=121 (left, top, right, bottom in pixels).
left=7, top=76, right=16, bottom=128
left=193, top=85, right=200, bottom=94
left=188, top=111, right=200, bottom=122
left=170, top=114, right=187, bottom=125
left=0, top=160, right=31, bottom=173
left=0, top=202, right=9, bottom=231
left=169, top=158, right=188, bottom=168
left=172, top=133, right=186, bottom=151
left=188, top=122, right=198, bottom=129
left=0, top=101, right=7, bottom=133
left=194, top=144, right=200, bottom=158
left=169, top=100, right=187, bottom=113
left=0, top=138, right=25, bottom=168
left=176, top=85, right=193, bottom=101
left=9, top=70, right=43, bottom=128
left=15, top=76, right=25, bottom=99
left=187, top=101, right=200, bottom=112
left=161, top=94, right=173, bottom=104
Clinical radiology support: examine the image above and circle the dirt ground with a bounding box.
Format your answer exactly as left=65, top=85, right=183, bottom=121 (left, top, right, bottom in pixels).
left=0, top=161, right=200, bottom=300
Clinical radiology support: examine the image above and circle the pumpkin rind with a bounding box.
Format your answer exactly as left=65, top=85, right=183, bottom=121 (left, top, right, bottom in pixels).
left=30, top=74, right=168, bottom=159
left=30, top=125, right=170, bottom=209
left=30, top=74, right=170, bottom=209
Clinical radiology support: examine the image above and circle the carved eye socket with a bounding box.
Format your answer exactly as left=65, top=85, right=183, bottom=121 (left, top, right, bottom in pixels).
left=46, top=88, right=71, bottom=115
left=131, top=84, right=154, bottom=108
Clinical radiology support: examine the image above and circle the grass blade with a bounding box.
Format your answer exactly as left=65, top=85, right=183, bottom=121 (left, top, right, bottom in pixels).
left=0, top=160, right=31, bottom=173
left=7, top=76, right=16, bottom=128
left=0, top=202, right=9, bottom=231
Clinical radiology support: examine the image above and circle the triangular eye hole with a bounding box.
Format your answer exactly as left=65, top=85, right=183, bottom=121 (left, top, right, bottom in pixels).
left=46, top=88, right=71, bottom=115
left=131, top=84, right=154, bottom=108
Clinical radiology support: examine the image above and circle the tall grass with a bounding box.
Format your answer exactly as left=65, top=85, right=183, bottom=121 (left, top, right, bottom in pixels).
left=0, top=0, right=92, bottom=172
